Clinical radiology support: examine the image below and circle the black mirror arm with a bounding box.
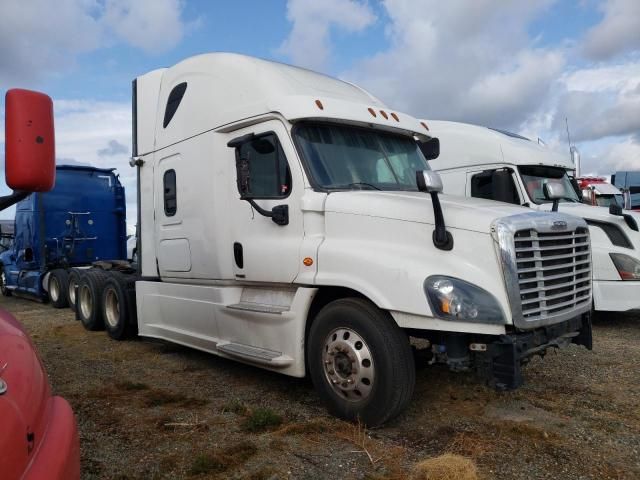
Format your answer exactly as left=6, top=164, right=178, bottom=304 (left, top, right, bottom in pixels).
left=430, top=192, right=453, bottom=250
left=0, top=191, right=30, bottom=212
left=245, top=198, right=289, bottom=226
left=551, top=199, right=560, bottom=212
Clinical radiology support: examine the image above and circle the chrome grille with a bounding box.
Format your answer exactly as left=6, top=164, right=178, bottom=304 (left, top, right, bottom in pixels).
left=513, top=227, right=591, bottom=320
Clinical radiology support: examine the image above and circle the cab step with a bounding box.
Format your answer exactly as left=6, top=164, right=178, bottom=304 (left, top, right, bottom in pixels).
left=216, top=342, right=293, bottom=367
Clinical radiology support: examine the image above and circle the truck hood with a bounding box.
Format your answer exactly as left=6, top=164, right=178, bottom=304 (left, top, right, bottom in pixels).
left=539, top=202, right=640, bottom=230
left=324, top=191, right=527, bottom=234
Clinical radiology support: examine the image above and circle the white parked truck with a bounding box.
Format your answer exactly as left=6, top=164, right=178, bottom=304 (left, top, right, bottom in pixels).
left=74, top=54, right=593, bottom=425
left=426, top=120, right=640, bottom=314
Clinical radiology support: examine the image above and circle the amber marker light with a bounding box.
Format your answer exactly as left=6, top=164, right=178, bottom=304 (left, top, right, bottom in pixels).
left=315, top=99, right=324, bottom=110
left=379, top=110, right=389, bottom=119
left=390, top=112, right=399, bottom=121
left=303, top=257, right=314, bottom=266
left=367, top=107, right=377, bottom=117
left=420, top=121, right=429, bottom=131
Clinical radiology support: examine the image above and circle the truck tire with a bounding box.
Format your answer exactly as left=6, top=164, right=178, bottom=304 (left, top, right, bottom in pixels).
left=0, top=269, right=11, bottom=297
left=76, top=269, right=110, bottom=331
left=67, top=269, right=82, bottom=313
left=102, top=273, right=138, bottom=340
left=307, top=298, right=415, bottom=427
left=48, top=269, right=69, bottom=308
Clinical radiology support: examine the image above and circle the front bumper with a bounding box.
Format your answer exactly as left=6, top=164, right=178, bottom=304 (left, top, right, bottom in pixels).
left=593, top=279, right=640, bottom=312
left=475, top=312, right=592, bottom=390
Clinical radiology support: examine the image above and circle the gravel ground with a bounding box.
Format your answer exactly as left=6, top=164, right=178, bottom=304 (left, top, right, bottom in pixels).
left=3, top=294, right=639, bottom=480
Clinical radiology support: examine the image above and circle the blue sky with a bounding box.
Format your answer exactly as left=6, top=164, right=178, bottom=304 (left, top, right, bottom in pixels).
left=1, top=0, right=639, bottom=221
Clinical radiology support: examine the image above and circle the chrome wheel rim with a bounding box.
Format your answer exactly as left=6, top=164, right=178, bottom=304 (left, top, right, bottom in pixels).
left=104, top=288, right=120, bottom=328
left=49, top=277, right=60, bottom=302
left=79, top=285, right=93, bottom=320
left=322, top=327, right=375, bottom=402
left=69, top=279, right=77, bottom=304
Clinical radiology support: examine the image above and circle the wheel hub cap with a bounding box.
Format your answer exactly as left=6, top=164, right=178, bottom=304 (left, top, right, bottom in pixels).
left=322, top=327, right=375, bottom=402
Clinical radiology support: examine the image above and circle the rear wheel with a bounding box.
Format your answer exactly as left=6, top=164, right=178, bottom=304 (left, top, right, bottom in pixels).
left=67, top=269, right=82, bottom=313
left=76, top=270, right=111, bottom=331
left=48, top=269, right=69, bottom=308
left=307, top=298, right=415, bottom=426
left=0, top=268, right=11, bottom=297
left=102, top=274, right=137, bottom=340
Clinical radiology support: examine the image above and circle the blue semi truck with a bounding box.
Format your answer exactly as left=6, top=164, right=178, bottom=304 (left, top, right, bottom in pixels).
left=0, top=165, right=127, bottom=308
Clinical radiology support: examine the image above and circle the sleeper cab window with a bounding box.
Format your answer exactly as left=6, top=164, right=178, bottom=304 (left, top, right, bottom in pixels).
left=163, top=82, right=187, bottom=128
left=164, top=169, right=177, bottom=216
left=237, top=133, right=292, bottom=199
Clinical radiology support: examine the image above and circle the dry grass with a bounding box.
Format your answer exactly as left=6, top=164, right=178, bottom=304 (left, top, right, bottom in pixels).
left=274, top=418, right=331, bottom=436
left=336, top=421, right=408, bottom=479
left=188, top=440, right=258, bottom=476
left=410, top=454, right=478, bottom=480
left=142, top=389, right=209, bottom=408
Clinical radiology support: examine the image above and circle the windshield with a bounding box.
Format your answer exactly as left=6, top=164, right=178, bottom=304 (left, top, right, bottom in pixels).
left=294, top=123, right=429, bottom=191
left=595, top=194, right=623, bottom=208
left=519, top=166, right=581, bottom=205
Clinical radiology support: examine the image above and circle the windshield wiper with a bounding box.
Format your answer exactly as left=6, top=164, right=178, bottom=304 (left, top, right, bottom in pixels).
left=334, top=182, right=382, bottom=191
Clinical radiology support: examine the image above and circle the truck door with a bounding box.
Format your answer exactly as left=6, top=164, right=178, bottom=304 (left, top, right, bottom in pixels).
left=227, top=120, right=304, bottom=283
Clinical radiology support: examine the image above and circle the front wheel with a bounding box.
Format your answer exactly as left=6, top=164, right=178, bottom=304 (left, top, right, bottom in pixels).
left=307, top=298, right=415, bottom=426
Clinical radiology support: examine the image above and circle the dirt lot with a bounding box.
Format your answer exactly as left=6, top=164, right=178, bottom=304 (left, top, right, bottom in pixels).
left=3, top=294, right=639, bottom=479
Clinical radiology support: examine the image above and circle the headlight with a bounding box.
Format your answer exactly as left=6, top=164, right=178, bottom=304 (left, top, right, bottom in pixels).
left=424, top=276, right=506, bottom=324
left=610, top=253, right=640, bottom=280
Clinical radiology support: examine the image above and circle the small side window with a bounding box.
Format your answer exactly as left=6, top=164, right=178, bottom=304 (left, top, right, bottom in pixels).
left=164, top=169, right=177, bottom=216
left=471, top=169, right=520, bottom=205
left=236, top=133, right=292, bottom=199
left=163, top=82, right=187, bottom=128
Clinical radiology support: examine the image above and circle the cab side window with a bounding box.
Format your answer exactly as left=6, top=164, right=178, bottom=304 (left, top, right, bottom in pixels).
left=163, top=169, right=177, bottom=216
left=237, top=133, right=291, bottom=198
left=471, top=169, right=520, bottom=205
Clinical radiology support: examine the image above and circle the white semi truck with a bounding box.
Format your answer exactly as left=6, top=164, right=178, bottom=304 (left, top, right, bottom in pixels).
left=426, top=120, right=640, bottom=314
left=74, top=54, right=593, bottom=425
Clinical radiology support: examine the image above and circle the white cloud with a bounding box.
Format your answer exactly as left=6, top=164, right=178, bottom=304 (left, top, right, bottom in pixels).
left=0, top=0, right=193, bottom=86
left=340, top=0, right=560, bottom=129
left=583, top=0, right=640, bottom=60
left=103, top=0, right=190, bottom=54
left=278, top=0, right=376, bottom=71
left=0, top=0, right=103, bottom=86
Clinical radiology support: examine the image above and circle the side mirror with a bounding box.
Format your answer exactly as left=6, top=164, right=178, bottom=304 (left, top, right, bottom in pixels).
left=5, top=89, right=55, bottom=192
left=235, top=156, right=251, bottom=199
left=416, top=170, right=443, bottom=193
left=418, top=137, right=440, bottom=160
left=609, top=204, right=623, bottom=216
left=543, top=182, right=565, bottom=212
left=416, top=170, right=452, bottom=251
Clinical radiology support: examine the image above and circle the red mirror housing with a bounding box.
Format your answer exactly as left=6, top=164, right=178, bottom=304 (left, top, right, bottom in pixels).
left=5, top=89, right=55, bottom=192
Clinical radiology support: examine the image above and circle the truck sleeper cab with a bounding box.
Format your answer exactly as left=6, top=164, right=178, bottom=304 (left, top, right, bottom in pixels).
left=426, top=120, right=640, bottom=313
left=77, top=54, right=592, bottom=426
left=0, top=165, right=127, bottom=309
